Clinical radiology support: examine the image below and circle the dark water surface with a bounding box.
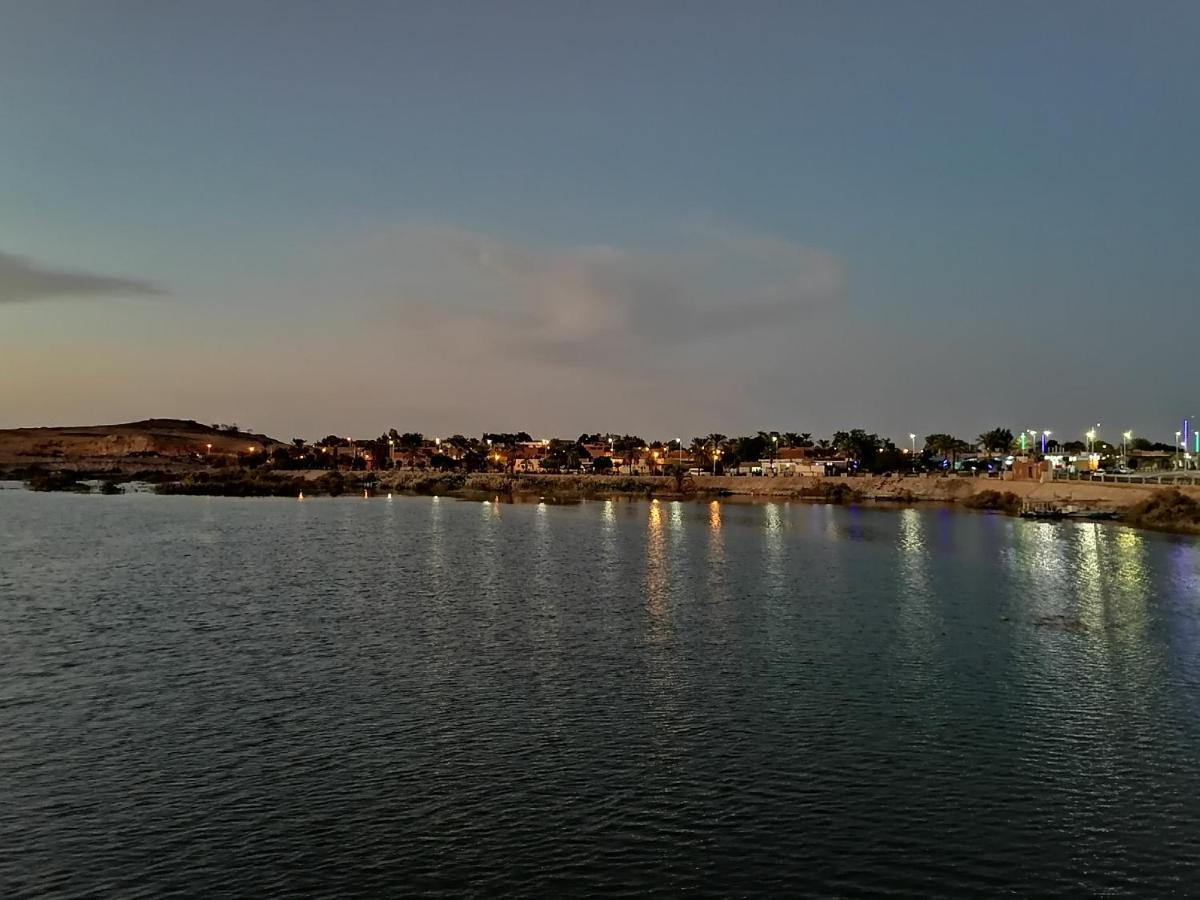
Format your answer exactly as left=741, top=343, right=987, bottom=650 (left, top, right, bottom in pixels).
left=2, top=489, right=1200, bottom=898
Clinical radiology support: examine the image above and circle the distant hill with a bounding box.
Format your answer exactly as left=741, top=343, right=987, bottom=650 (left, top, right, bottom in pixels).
left=0, top=418, right=283, bottom=468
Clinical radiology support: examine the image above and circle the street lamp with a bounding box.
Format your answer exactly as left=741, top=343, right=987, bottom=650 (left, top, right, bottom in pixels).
left=1086, top=429, right=1096, bottom=454
left=1028, top=430, right=1038, bottom=454
left=1177, top=431, right=1183, bottom=465
left=1122, top=430, right=1132, bottom=458
left=1042, top=431, right=1050, bottom=454
left=909, top=433, right=917, bottom=455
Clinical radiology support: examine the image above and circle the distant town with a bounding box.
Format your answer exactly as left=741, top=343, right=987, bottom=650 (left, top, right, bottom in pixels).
left=218, top=424, right=1196, bottom=479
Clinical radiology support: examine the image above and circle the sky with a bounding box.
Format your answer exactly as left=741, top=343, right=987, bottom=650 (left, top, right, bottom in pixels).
left=2, top=0, right=1198, bottom=445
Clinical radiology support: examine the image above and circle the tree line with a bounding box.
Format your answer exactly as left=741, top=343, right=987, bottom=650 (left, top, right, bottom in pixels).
left=248, top=425, right=1150, bottom=474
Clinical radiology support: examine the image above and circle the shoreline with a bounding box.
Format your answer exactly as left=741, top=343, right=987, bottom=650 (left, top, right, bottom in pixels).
left=7, top=467, right=1200, bottom=536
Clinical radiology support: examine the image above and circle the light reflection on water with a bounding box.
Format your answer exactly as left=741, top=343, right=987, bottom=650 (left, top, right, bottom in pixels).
left=644, top=500, right=669, bottom=639
left=2, top=491, right=1200, bottom=898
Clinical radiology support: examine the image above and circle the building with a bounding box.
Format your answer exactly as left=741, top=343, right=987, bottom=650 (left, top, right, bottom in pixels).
left=511, top=442, right=550, bottom=473
left=758, top=447, right=815, bottom=475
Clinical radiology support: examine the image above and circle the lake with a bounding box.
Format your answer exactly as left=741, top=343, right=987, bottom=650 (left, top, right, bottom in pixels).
left=2, top=488, right=1199, bottom=897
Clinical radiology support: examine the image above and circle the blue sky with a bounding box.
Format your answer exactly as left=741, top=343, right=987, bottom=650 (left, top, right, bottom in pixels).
left=2, top=0, right=1198, bottom=443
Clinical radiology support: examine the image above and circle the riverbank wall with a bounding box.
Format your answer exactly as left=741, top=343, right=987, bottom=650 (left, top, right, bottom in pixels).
left=698, top=474, right=1200, bottom=510
left=370, top=470, right=1200, bottom=512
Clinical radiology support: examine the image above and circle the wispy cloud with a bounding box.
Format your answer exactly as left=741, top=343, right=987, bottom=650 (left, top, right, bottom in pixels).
left=0, top=251, right=164, bottom=304
left=304, top=223, right=847, bottom=371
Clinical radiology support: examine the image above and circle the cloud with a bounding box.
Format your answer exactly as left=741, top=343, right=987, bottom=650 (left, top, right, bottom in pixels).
left=0, top=251, right=164, bottom=304
left=307, top=223, right=847, bottom=371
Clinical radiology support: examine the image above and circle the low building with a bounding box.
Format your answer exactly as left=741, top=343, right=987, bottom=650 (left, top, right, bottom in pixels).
left=758, top=447, right=815, bottom=475
left=511, top=442, right=549, bottom=473
left=1011, top=459, right=1051, bottom=481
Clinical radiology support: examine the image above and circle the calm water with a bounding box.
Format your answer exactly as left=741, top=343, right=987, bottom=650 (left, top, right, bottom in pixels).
left=2, top=488, right=1200, bottom=898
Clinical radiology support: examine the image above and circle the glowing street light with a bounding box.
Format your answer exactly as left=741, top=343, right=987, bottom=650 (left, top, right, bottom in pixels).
left=1086, top=429, right=1097, bottom=454
left=1122, top=430, right=1132, bottom=457
left=1041, top=430, right=1051, bottom=454
left=909, top=433, right=917, bottom=455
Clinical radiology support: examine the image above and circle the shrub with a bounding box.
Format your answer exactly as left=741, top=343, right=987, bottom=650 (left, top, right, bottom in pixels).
left=1125, top=489, right=1200, bottom=530
left=963, top=490, right=1022, bottom=513
left=26, top=471, right=90, bottom=492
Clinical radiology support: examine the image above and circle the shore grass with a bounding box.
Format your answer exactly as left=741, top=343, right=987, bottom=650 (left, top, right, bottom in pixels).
left=1123, top=489, right=1200, bottom=534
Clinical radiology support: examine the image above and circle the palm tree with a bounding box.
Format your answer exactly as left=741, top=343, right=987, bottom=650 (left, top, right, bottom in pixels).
left=978, top=428, right=1014, bottom=455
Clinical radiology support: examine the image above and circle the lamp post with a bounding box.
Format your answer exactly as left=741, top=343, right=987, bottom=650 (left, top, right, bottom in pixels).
left=1086, top=429, right=1096, bottom=454
left=1122, top=431, right=1132, bottom=458
left=1042, top=431, right=1050, bottom=454
left=677, top=437, right=682, bottom=469
left=772, top=434, right=778, bottom=475
left=909, top=433, right=917, bottom=455
left=1177, top=431, right=1183, bottom=467
left=1028, top=430, right=1038, bottom=455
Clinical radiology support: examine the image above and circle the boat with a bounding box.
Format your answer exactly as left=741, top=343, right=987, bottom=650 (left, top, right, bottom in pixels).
left=1020, top=502, right=1066, bottom=520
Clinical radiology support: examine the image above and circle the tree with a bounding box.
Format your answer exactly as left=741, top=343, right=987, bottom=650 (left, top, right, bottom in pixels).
left=592, top=456, right=613, bottom=473
left=781, top=432, right=813, bottom=449
left=924, top=433, right=964, bottom=467
left=430, top=453, right=458, bottom=471
left=736, top=435, right=768, bottom=465
left=542, top=438, right=584, bottom=472
left=832, top=430, right=883, bottom=467
left=978, top=428, right=1014, bottom=454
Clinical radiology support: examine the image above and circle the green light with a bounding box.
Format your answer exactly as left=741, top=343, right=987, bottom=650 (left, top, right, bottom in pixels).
left=1195, top=433, right=1199, bottom=454
left=1019, top=433, right=1027, bottom=450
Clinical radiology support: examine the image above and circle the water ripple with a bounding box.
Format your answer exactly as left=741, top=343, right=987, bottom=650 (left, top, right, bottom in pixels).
left=1, top=492, right=1199, bottom=897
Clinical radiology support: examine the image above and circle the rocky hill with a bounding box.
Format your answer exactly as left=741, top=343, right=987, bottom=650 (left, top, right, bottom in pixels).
left=0, top=419, right=283, bottom=470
